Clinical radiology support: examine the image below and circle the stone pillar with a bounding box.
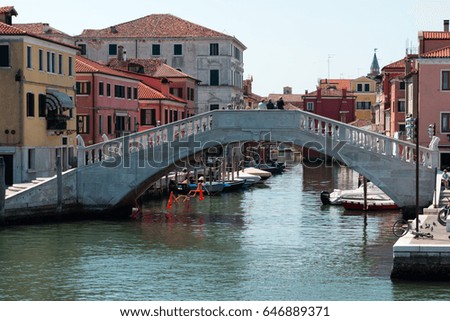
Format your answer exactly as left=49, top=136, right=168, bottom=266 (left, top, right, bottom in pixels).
left=56, top=150, right=63, bottom=213
left=0, top=157, right=5, bottom=217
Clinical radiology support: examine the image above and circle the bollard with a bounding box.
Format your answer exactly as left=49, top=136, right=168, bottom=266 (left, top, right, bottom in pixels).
left=0, top=157, right=5, bottom=217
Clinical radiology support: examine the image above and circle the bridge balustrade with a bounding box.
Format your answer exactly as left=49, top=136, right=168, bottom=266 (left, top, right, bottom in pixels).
left=77, top=113, right=213, bottom=167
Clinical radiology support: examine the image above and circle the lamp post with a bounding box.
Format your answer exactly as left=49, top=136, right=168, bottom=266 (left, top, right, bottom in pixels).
left=406, top=114, right=419, bottom=232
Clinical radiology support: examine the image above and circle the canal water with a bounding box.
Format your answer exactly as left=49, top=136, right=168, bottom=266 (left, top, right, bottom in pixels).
left=1, top=163, right=449, bottom=301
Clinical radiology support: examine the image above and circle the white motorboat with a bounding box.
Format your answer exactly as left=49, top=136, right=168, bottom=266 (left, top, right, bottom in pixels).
left=320, top=182, right=395, bottom=207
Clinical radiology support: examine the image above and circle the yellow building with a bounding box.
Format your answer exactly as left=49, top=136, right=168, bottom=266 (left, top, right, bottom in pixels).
left=0, top=6, right=78, bottom=184
left=350, top=76, right=377, bottom=121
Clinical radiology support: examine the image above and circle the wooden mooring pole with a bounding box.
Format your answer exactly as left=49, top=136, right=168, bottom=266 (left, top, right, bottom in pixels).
left=0, top=157, right=5, bottom=217
left=56, top=150, right=63, bottom=213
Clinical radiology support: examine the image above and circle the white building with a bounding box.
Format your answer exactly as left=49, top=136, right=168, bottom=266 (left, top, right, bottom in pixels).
left=75, top=14, right=246, bottom=114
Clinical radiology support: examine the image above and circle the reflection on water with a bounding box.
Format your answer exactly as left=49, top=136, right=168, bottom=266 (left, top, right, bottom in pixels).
left=0, top=164, right=449, bottom=300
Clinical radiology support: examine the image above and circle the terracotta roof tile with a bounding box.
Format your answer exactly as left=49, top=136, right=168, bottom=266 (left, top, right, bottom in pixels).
left=422, top=31, right=450, bottom=40
left=78, top=14, right=230, bottom=39
left=319, top=79, right=352, bottom=90
left=153, top=63, right=194, bottom=79
left=382, top=58, right=405, bottom=70
left=0, top=6, right=17, bottom=15
left=14, top=23, right=70, bottom=37
left=139, top=82, right=165, bottom=99
left=421, top=45, right=450, bottom=58
left=0, top=21, right=26, bottom=35
left=76, top=56, right=139, bottom=80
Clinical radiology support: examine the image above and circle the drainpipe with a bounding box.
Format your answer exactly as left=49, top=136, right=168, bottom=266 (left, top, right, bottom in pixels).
left=92, top=74, right=96, bottom=144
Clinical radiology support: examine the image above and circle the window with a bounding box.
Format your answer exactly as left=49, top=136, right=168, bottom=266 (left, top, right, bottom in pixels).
left=442, top=113, right=450, bottom=132
left=210, top=104, right=220, bottom=111
left=152, top=44, right=160, bottom=56
left=68, top=57, right=73, bottom=76
left=356, top=102, right=371, bottom=110
left=78, top=44, right=86, bottom=55
left=107, top=83, right=111, bottom=97
left=107, top=115, right=112, bottom=134
left=99, top=82, right=104, bottom=96
left=76, top=81, right=91, bottom=95
left=58, top=54, right=63, bottom=74
left=442, top=71, right=450, bottom=90
left=306, top=102, right=314, bottom=111
left=26, top=92, right=35, bottom=117
left=399, top=82, right=406, bottom=90
left=77, top=115, right=90, bottom=134
left=364, top=84, right=370, bottom=92
left=210, top=70, right=219, bottom=86
left=39, top=49, right=44, bottom=71
left=234, top=46, right=241, bottom=61
left=133, top=87, right=138, bottom=100
left=27, top=46, right=32, bottom=69
left=397, top=100, right=406, bottom=112
left=38, top=94, right=46, bottom=117
left=47, top=51, right=56, bottom=73
left=357, top=84, right=363, bottom=92
left=174, top=44, right=182, bottom=56
left=141, top=109, right=156, bottom=126
left=114, top=85, right=125, bottom=98
left=187, top=88, right=195, bottom=101
left=0, top=44, right=9, bottom=67
left=109, top=44, right=117, bottom=55
left=210, top=43, right=219, bottom=56
left=127, top=86, right=132, bottom=99
left=28, top=149, right=35, bottom=170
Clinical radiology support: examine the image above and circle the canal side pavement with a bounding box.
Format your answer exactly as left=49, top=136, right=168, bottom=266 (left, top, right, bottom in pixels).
left=391, top=214, right=450, bottom=280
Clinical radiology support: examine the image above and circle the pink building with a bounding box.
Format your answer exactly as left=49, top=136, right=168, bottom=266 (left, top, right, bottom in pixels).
left=302, top=87, right=356, bottom=123
left=75, top=56, right=140, bottom=145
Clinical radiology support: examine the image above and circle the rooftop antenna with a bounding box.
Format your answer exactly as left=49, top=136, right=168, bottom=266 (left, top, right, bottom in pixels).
left=327, top=54, right=335, bottom=79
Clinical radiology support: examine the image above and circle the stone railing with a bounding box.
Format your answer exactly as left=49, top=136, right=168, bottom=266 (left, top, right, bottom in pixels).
left=77, top=113, right=213, bottom=167
left=298, top=113, right=439, bottom=169
left=77, top=110, right=438, bottom=170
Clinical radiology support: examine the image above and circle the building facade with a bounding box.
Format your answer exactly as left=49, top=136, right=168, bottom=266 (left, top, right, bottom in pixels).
left=0, top=7, right=78, bottom=185
left=75, top=14, right=246, bottom=114
left=75, top=56, right=140, bottom=145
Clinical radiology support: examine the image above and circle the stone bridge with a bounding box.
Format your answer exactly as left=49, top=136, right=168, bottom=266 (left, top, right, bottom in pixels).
left=3, top=110, right=439, bottom=219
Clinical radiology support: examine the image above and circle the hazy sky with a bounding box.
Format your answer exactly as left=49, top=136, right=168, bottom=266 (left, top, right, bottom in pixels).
left=11, top=0, right=450, bottom=96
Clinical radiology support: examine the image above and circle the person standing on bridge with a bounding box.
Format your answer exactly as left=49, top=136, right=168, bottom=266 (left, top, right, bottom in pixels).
left=258, top=99, right=267, bottom=110
left=266, top=99, right=275, bottom=109
left=442, top=169, right=449, bottom=190
left=276, top=96, right=285, bottom=110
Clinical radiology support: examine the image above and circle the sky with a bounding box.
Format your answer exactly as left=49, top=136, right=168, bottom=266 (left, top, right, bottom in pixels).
left=9, top=0, right=450, bottom=96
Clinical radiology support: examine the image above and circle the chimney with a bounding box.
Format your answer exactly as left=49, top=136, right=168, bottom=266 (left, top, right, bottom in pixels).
left=110, top=25, right=117, bottom=33
left=43, top=23, right=50, bottom=33
left=123, top=49, right=127, bottom=61
left=118, top=45, right=124, bottom=61
left=445, top=20, right=449, bottom=32
left=305, top=90, right=308, bottom=95
left=161, top=78, right=170, bottom=97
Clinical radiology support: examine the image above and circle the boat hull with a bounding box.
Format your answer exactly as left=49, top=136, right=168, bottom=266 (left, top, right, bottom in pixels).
left=342, top=200, right=399, bottom=211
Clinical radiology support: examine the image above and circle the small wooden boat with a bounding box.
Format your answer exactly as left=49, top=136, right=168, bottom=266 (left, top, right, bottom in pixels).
left=341, top=198, right=399, bottom=211
left=222, top=180, right=246, bottom=192
left=240, top=167, right=272, bottom=180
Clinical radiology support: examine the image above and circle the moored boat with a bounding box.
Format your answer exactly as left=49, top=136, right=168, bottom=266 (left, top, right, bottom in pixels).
left=320, top=182, right=393, bottom=206
left=341, top=198, right=399, bottom=211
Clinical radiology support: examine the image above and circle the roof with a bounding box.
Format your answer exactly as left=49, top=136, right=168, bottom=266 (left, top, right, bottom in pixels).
left=382, top=58, right=405, bottom=70
left=14, top=23, right=71, bottom=37
left=78, top=14, right=244, bottom=46
left=319, top=79, right=352, bottom=90
left=420, top=45, right=450, bottom=58
left=138, top=82, right=166, bottom=100
left=303, top=88, right=356, bottom=98
left=0, top=21, right=79, bottom=50
left=421, top=31, right=450, bottom=40
left=0, top=6, right=17, bottom=15
left=108, top=58, right=198, bottom=80
left=267, top=93, right=303, bottom=103
left=76, top=56, right=139, bottom=81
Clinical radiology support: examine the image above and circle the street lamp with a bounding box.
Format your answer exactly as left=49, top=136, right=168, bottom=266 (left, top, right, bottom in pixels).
left=405, top=114, right=419, bottom=231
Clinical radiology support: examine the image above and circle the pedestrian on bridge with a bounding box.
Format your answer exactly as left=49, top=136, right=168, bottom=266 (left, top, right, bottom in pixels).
left=258, top=99, right=267, bottom=110
left=442, top=169, right=449, bottom=190
left=276, top=96, right=285, bottom=110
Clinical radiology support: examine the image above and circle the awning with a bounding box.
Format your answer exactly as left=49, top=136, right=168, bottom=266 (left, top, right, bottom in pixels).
left=46, top=90, right=74, bottom=111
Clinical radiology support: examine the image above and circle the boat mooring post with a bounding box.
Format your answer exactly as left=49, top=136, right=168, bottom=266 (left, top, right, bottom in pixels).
left=56, top=150, right=63, bottom=213
left=0, top=157, right=5, bottom=217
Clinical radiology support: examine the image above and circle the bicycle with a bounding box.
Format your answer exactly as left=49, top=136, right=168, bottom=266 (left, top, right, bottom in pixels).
left=437, top=199, right=450, bottom=226
left=392, top=219, right=434, bottom=239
